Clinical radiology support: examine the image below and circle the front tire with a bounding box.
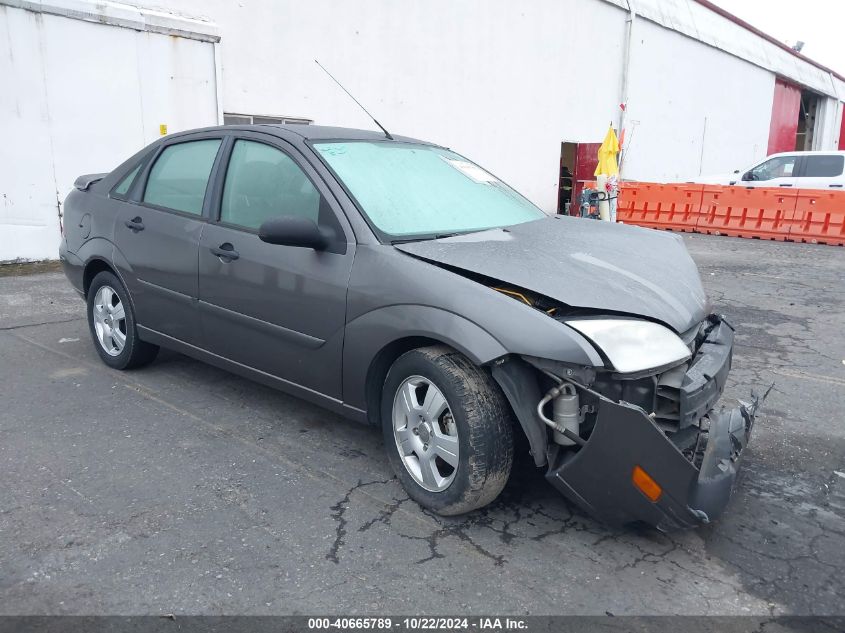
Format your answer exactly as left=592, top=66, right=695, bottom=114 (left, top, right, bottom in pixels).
left=381, top=346, right=513, bottom=516
left=87, top=270, right=158, bottom=370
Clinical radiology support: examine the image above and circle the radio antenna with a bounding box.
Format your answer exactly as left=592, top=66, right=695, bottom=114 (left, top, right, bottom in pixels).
left=315, top=60, right=394, bottom=140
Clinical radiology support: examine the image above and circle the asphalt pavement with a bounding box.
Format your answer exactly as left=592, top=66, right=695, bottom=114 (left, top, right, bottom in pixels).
left=0, top=234, right=843, bottom=616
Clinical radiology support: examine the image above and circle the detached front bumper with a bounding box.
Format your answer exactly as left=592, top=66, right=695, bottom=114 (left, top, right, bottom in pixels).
left=545, top=317, right=765, bottom=530
left=546, top=398, right=759, bottom=530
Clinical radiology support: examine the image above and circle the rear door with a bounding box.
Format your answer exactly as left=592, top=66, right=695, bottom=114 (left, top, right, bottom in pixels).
left=795, top=153, right=845, bottom=189
left=197, top=133, right=355, bottom=400
left=113, top=134, right=224, bottom=345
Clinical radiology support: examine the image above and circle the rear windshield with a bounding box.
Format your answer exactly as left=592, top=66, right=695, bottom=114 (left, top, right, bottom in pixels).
left=313, top=141, right=544, bottom=239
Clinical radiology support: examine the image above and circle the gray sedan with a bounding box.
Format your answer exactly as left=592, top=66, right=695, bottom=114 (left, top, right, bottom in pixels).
left=60, top=124, right=762, bottom=529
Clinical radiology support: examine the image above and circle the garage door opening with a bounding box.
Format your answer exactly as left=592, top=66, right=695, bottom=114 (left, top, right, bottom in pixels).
left=767, top=78, right=826, bottom=155
left=795, top=90, right=820, bottom=151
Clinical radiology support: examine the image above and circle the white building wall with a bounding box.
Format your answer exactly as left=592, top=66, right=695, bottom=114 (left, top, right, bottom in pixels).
left=129, top=0, right=844, bottom=210
left=4, top=0, right=845, bottom=262
left=623, top=18, right=775, bottom=181
left=0, top=2, right=219, bottom=262
left=130, top=0, right=631, bottom=212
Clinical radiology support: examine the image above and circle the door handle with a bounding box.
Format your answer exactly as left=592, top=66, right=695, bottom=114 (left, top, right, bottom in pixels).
left=778, top=184, right=793, bottom=187
left=124, top=217, right=144, bottom=232
left=211, top=243, right=239, bottom=261
left=829, top=184, right=843, bottom=188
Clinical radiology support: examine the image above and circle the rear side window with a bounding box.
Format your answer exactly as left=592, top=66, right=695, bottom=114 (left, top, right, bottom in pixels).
left=143, top=139, right=222, bottom=215
left=220, top=139, right=321, bottom=230
left=113, top=163, right=142, bottom=198
left=802, top=155, right=844, bottom=177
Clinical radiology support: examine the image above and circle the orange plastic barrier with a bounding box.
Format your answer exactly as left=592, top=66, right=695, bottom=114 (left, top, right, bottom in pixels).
left=617, top=183, right=703, bottom=232
left=697, top=187, right=797, bottom=241
left=606, top=182, right=843, bottom=246
left=790, top=191, right=845, bottom=246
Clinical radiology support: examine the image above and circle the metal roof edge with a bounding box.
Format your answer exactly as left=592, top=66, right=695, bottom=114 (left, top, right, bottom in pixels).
left=1, top=0, right=220, bottom=43
left=692, top=0, right=845, bottom=83
left=602, top=0, right=844, bottom=100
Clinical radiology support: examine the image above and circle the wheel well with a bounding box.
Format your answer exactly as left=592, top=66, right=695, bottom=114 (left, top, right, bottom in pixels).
left=364, top=336, right=444, bottom=427
left=82, top=259, right=115, bottom=298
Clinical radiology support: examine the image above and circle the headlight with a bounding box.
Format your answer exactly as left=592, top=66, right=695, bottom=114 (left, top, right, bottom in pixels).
left=565, top=319, right=690, bottom=373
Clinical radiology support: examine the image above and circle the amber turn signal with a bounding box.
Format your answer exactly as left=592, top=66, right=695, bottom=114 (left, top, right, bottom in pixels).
left=632, top=465, right=663, bottom=502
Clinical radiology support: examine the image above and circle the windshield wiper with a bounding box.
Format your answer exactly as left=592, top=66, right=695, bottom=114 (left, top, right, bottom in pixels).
left=391, top=230, right=482, bottom=245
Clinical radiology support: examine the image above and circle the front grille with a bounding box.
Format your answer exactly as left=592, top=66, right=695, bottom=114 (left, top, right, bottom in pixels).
left=654, top=364, right=687, bottom=430
left=654, top=316, right=731, bottom=433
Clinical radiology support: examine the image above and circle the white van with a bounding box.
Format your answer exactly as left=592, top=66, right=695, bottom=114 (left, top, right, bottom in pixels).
left=692, top=151, right=845, bottom=189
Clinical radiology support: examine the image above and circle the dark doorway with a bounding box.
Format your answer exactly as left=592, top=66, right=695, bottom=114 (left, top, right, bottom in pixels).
left=795, top=90, right=820, bottom=151
left=558, top=141, right=601, bottom=215
left=558, top=142, right=576, bottom=214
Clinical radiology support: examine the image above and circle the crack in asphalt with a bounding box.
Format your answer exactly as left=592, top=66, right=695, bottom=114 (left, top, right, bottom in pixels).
left=327, top=479, right=507, bottom=566
left=0, top=316, right=85, bottom=331
left=4, top=246, right=844, bottom=615
left=399, top=510, right=507, bottom=566
left=323, top=433, right=845, bottom=611
left=326, top=478, right=395, bottom=564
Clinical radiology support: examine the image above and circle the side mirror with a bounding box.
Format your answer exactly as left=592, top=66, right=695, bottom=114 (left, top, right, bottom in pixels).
left=741, top=171, right=754, bottom=182
left=733, top=169, right=740, bottom=174
left=258, top=216, right=328, bottom=250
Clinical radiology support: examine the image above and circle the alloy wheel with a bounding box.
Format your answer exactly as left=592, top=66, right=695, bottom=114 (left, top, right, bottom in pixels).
left=392, top=375, right=460, bottom=492
left=92, top=285, right=127, bottom=357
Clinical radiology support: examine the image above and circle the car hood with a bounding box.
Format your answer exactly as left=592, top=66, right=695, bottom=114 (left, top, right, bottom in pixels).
left=395, top=215, right=708, bottom=333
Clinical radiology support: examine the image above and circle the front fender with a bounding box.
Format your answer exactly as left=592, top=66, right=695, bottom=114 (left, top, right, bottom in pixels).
left=342, top=304, right=508, bottom=411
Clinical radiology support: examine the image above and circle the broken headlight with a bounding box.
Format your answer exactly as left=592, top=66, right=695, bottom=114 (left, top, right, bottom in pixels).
left=564, top=319, right=691, bottom=374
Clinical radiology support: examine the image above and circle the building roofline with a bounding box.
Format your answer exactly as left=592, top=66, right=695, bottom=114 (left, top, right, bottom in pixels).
left=1, top=0, right=220, bottom=43
left=693, top=0, right=845, bottom=83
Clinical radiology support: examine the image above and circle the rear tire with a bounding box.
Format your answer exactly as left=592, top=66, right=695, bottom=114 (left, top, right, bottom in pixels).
left=381, top=345, right=513, bottom=516
left=87, top=270, right=158, bottom=370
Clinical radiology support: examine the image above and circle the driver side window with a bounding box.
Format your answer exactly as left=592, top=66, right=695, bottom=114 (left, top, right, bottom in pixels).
left=220, top=140, right=321, bottom=230
left=747, top=156, right=796, bottom=181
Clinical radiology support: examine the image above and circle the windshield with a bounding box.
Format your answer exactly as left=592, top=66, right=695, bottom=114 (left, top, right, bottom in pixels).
left=313, top=141, right=545, bottom=239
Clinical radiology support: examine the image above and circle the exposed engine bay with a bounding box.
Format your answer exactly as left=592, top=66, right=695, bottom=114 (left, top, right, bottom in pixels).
left=487, top=283, right=767, bottom=530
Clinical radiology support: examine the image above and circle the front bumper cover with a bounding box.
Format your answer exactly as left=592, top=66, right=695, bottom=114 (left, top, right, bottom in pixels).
left=546, top=397, right=761, bottom=530
left=545, top=317, right=767, bottom=530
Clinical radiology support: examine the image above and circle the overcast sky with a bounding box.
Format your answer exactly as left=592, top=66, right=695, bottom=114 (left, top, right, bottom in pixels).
left=709, top=0, right=845, bottom=75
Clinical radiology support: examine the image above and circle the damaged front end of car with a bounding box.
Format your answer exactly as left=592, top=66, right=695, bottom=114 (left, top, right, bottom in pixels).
left=493, top=314, right=769, bottom=531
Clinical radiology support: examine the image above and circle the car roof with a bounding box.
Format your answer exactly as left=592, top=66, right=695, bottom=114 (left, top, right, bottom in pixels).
left=168, top=123, right=433, bottom=146
left=767, top=150, right=845, bottom=157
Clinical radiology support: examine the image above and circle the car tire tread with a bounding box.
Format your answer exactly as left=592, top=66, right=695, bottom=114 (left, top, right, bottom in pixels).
left=382, top=345, right=514, bottom=516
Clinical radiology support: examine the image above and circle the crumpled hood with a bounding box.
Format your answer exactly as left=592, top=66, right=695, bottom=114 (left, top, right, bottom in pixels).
left=395, top=215, right=708, bottom=333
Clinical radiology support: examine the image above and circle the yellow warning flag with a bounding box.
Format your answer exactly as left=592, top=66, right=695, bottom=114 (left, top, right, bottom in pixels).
left=594, top=125, right=620, bottom=177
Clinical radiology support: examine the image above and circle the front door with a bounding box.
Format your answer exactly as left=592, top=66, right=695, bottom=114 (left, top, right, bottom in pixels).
left=197, top=136, right=354, bottom=400
left=113, top=137, right=223, bottom=345
left=741, top=154, right=799, bottom=188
